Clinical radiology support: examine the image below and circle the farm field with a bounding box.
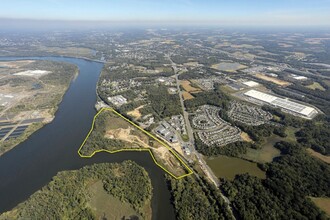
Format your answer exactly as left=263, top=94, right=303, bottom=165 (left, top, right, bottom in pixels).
left=323, top=80, right=330, bottom=87
left=38, top=46, right=95, bottom=58
left=255, top=73, right=291, bottom=86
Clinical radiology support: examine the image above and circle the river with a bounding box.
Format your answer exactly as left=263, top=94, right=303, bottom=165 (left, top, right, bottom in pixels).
left=0, top=57, right=175, bottom=220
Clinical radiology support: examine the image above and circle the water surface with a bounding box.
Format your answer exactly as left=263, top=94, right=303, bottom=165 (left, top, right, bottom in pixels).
left=0, top=57, right=175, bottom=220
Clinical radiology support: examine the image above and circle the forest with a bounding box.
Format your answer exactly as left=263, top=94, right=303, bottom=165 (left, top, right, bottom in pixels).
left=221, top=141, right=330, bottom=220
left=79, top=111, right=127, bottom=156
left=166, top=175, right=232, bottom=220
left=184, top=84, right=231, bottom=111
left=0, top=161, right=152, bottom=220
left=296, top=115, right=330, bottom=155
left=185, top=76, right=330, bottom=218
left=144, top=85, right=182, bottom=119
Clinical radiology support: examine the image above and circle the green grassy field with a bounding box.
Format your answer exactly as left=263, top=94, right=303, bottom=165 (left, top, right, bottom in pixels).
left=105, top=113, right=130, bottom=130
left=306, top=82, right=326, bottom=91
left=88, top=181, right=144, bottom=220
left=241, top=127, right=298, bottom=163
left=284, top=126, right=299, bottom=142
left=242, top=141, right=281, bottom=163
left=219, top=85, right=237, bottom=94
left=206, top=155, right=266, bottom=180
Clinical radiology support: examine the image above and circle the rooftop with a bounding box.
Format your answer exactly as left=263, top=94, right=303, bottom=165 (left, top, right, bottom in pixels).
left=244, top=89, right=317, bottom=118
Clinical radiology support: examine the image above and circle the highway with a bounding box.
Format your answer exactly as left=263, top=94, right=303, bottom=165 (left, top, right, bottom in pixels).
left=166, top=54, right=195, bottom=146
left=167, top=54, right=236, bottom=220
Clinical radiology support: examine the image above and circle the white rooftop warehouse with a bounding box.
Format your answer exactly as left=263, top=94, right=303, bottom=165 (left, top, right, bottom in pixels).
left=243, top=81, right=259, bottom=87
left=244, top=90, right=318, bottom=119
left=13, top=70, right=51, bottom=77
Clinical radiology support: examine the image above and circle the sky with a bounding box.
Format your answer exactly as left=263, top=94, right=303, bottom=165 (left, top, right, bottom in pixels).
left=0, top=0, right=330, bottom=26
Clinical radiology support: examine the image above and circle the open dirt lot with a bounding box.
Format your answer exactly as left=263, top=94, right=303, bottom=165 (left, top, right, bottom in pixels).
left=307, top=148, right=330, bottom=164
left=82, top=110, right=189, bottom=178
left=255, top=73, right=291, bottom=86
left=241, top=132, right=253, bottom=142
left=181, top=80, right=202, bottom=93
left=105, top=127, right=149, bottom=149
left=182, top=91, right=194, bottom=100
left=0, top=60, right=35, bottom=69
left=127, top=105, right=144, bottom=120
left=310, top=197, right=330, bottom=216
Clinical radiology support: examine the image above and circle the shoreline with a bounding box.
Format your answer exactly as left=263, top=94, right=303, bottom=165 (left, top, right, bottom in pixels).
left=0, top=61, right=79, bottom=157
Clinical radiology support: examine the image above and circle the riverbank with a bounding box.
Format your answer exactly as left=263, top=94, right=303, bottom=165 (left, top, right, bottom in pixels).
left=0, top=161, right=153, bottom=219
left=0, top=57, right=175, bottom=220
left=0, top=60, right=78, bottom=156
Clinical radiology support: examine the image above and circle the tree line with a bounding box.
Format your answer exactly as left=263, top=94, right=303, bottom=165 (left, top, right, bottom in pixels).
left=221, top=141, right=330, bottom=220
left=166, top=175, right=232, bottom=220
left=1, top=161, right=152, bottom=219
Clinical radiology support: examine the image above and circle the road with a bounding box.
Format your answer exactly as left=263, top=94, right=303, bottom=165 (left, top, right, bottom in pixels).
left=167, top=54, right=236, bottom=220
left=169, top=55, right=220, bottom=184
left=166, top=54, right=195, bottom=146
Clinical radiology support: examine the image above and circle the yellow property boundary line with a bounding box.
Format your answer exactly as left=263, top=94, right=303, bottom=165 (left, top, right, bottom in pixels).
left=78, top=107, right=193, bottom=179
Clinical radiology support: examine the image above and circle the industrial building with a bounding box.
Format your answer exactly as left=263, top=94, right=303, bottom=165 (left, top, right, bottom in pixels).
left=244, top=90, right=318, bottom=119
left=107, top=95, right=128, bottom=107
left=243, top=80, right=259, bottom=87
left=155, top=122, right=178, bottom=143
left=290, top=74, right=308, bottom=81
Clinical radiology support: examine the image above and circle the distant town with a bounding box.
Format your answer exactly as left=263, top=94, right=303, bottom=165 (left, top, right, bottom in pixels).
left=0, top=28, right=329, bottom=219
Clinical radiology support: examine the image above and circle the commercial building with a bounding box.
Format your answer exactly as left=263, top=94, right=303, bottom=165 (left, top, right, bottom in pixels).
left=244, top=90, right=318, bottom=119
left=290, top=74, right=308, bottom=81
left=243, top=81, right=259, bottom=87
left=107, top=95, right=128, bottom=107
left=155, top=122, right=178, bottom=143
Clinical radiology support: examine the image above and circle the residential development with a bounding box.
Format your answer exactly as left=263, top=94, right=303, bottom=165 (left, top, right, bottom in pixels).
left=192, top=105, right=241, bottom=147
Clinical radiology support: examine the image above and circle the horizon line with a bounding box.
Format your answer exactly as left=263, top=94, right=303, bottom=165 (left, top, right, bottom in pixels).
left=1, top=17, right=330, bottom=27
